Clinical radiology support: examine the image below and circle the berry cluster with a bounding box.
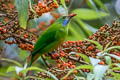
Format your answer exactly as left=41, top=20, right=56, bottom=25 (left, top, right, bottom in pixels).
left=11, top=27, right=37, bottom=51
left=0, top=0, right=36, bottom=51
left=89, top=20, right=120, bottom=62
left=33, top=0, right=70, bottom=16
left=0, top=20, right=37, bottom=52
left=0, top=0, right=14, bottom=11
left=34, top=0, right=58, bottom=16
left=0, top=0, right=15, bottom=21
left=19, top=43, right=34, bottom=52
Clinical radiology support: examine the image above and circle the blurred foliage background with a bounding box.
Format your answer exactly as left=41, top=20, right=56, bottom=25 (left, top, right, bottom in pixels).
left=0, top=0, right=120, bottom=79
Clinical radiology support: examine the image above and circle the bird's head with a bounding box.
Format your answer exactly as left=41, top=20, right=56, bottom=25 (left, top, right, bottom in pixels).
left=57, top=13, right=76, bottom=26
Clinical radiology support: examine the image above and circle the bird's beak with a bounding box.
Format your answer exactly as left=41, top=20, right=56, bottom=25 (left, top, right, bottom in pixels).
left=67, top=13, right=76, bottom=21
left=69, top=13, right=77, bottom=18
left=62, top=13, right=76, bottom=26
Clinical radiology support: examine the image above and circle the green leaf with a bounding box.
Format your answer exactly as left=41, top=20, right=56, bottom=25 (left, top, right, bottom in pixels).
left=53, top=0, right=59, bottom=7
left=94, top=0, right=108, bottom=11
left=0, top=72, right=9, bottom=77
left=69, top=22, right=86, bottom=40
left=25, top=76, right=50, bottom=80
left=85, top=23, right=98, bottom=33
left=104, top=56, right=111, bottom=65
left=74, top=19, right=92, bottom=36
left=21, top=67, right=58, bottom=80
left=61, top=65, right=93, bottom=79
left=0, top=73, right=5, bottom=76
left=7, top=66, right=15, bottom=73
left=78, top=53, right=90, bottom=63
left=104, top=42, right=112, bottom=50
left=107, top=54, right=120, bottom=60
left=74, top=76, right=85, bottom=80
left=69, top=19, right=93, bottom=40
left=111, top=72, right=120, bottom=79
left=102, top=46, right=120, bottom=53
left=30, top=0, right=34, bottom=5
left=85, top=39, right=103, bottom=50
left=72, top=8, right=109, bottom=20
left=69, top=52, right=90, bottom=63
left=86, top=0, right=94, bottom=9
left=112, top=67, right=120, bottom=70
left=15, top=0, right=29, bottom=29
left=114, top=63, right=120, bottom=67
left=0, top=58, right=22, bottom=67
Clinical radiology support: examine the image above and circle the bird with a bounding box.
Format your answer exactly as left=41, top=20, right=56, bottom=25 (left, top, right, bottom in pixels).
left=27, top=13, right=76, bottom=67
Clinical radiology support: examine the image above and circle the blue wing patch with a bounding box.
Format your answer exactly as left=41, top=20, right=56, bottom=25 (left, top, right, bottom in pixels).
left=62, top=19, right=69, bottom=26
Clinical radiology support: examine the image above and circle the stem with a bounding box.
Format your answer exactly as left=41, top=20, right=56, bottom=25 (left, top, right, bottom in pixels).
left=28, top=0, right=37, bottom=17
left=68, top=0, right=74, bottom=13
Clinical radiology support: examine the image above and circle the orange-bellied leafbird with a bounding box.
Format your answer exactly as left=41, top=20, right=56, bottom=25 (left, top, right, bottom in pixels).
left=28, top=14, right=76, bottom=67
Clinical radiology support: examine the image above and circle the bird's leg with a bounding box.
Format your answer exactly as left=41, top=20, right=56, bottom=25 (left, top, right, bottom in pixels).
left=41, top=55, right=50, bottom=68
left=48, top=51, right=55, bottom=56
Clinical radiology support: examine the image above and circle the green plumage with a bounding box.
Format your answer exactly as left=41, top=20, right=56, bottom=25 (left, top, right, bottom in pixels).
left=28, top=16, right=74, bottom=66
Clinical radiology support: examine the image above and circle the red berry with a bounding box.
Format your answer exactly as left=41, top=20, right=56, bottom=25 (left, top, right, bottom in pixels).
left=24, top=34, right=28, bottom=38
left=51, top=53, right=59, bottom=59
left=87, top=45, right=94, bottom=50
left=71, top=65, right=76, bottom=68
left=73, top=70, right=78, bottom=74
left=68, top=61, right=72, bottom=65
left=3, top=29, right=6, bottom=33
left=56, top=59, right=61, bottom=63
left=57, top=64, right=61, bottom=68
left=75, top=54, right=79, bottom=58
left=60, top=52, right=65, bottom=57
left=100, top=26, right=105, bottom=31
left=76, top=47, right=80, bottom=50
left=38, top=1, right=42, bottom=7
left=98, top=61, right=104, bottom=65
left=0, top=27, right=2, bottom=31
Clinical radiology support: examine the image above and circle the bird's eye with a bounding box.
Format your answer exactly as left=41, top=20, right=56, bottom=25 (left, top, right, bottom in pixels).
left=63, top=16, right=66, bottom=19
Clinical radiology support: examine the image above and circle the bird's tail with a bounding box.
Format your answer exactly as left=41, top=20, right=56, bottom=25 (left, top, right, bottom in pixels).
left=27, top=53, right=41, bottom=67
left=26, top=54, right=33, bottom=67
left=26, top=53, right=42, bottom=76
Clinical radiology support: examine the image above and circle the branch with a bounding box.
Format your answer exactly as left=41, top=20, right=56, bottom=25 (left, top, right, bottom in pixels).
left=8, top=32, right=35, bottom=45
left=0, top=15, right=17, bottom=27
left=67, top=56, right=89, bottom=65
left=0, top=14, right=6, bottom=17
left=78, top=0, right=86, bottom=8
left=68, top=0, right=74, bottom=13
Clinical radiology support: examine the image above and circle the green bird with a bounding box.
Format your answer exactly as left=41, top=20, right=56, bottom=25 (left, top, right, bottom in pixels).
left=28, top=13, right=76, bottom=67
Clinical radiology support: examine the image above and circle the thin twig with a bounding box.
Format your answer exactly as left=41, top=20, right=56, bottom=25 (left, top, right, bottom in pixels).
left=0, top=15, right=17, bottom=27
left=67, top=56, right=89, bottom=65
left=8, top=32, right=35, bottom=45
left=79, top=0, right=86, bottom=8
left=113, top=70, right=120, bottom=73
left=28, top=0, right=37, bottom=16
left=0, top=14, right=6, bottom=17
left=68, top=0, right=74, bottom=13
